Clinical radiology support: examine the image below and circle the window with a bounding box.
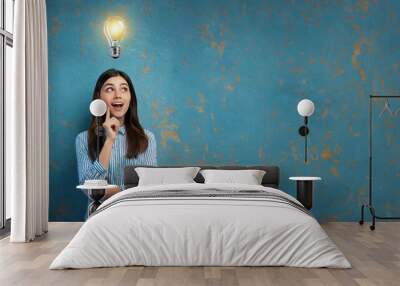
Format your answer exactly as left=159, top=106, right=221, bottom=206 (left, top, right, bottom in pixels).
left=1, top=0, right=14, bottom=232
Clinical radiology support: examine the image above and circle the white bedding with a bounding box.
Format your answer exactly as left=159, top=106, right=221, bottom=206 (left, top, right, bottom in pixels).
left=50, top=183, right=351, bottom=269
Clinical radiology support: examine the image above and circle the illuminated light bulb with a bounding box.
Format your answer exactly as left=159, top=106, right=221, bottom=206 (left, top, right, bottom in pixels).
left=104, top=16, right=126, bottom=58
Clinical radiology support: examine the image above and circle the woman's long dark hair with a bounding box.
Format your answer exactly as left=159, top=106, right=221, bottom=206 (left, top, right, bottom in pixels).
left=88, top=69, right=148, bottom=161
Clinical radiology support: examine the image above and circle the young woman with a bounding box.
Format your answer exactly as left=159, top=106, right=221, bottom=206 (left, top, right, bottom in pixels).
left=75, top=69, right=157, bottom=198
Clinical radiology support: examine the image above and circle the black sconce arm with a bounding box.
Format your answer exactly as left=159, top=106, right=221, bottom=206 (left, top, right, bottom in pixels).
left=298, top=116, right=309, bottom=163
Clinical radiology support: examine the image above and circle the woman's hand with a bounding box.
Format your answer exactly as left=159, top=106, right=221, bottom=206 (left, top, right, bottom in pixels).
left=102, top=108, right=121, bottom=141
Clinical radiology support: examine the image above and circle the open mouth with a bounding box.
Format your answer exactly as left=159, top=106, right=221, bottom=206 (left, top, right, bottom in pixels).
left=111, top=102, right=124, bottom=110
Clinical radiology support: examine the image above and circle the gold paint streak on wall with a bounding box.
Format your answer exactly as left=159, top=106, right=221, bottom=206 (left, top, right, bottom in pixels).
left=197, top=107, right=204, bottom=113
left=321, top=145, right=342, bottom=161
left=352, top=41, right=366, bottom=81
left=321, top=149, right=332, bottom=160
left=289, top=142, right=300, bottom=161
left=188, top=93, right=206, bottom=113
left=211, top=111, right=220, bottom=133
left=357, top=0, right=369, bottom=12
left=359, top=70, right=366, bottom=81
left=309, top=146, right=318, bottom=161
left=290, top=66, right=305, bottom=75
left=225, top=75, right=241, bottom=92
left=140, top=51, right=148, bottom=59
left=211, top=41, right=225, bottom=56
left=143, top=66, right=151, bottom=74
left=159, top=108, right=178, bottom=130
left=299, top=1, right=323, bottom=25
left=151, top=101, right=160, bottom=119
left=161, top=130, right=180, bottom=146
left=330, top=167, right=339, bottom=177
left=152, top=104, right=181, bottom=147
left=335, top=68, right=345, bottom=77
left=225, top=84, right=235, bottom=91
left=349, top=126, right=360, bottom=137
left=197, top=106, right=204, bottom=113
left=200, top=24, right=225, bottom=57
left=197, top=93, right=206, bottom=113
left=320, top=109, right=329, bottom=119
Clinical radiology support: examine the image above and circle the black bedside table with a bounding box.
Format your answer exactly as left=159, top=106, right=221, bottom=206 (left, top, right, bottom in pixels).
left=77, top=184, right=118, bottom=215
left=289, top=177, right=321, bottom=210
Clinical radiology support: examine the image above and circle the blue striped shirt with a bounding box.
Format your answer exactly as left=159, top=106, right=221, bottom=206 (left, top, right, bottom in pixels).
left=75, top=126, right=157, bottom=190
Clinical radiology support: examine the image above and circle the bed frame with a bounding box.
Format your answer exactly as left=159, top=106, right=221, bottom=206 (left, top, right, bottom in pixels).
left=124, top=165, right=280, bottom=189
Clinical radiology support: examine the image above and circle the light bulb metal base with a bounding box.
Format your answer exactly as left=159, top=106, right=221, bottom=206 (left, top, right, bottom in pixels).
left=110, top=45, right=121, bottom=58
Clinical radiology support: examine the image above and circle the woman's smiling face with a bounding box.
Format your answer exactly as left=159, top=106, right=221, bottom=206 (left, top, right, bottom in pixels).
left=99, top=75, right=131, bottom=121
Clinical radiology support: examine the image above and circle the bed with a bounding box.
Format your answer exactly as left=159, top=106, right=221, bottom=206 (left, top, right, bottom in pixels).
left=50, top=165, right=351, bottom=269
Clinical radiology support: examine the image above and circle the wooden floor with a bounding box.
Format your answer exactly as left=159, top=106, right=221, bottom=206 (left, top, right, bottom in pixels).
left=0, top=222, right=399, bottom=286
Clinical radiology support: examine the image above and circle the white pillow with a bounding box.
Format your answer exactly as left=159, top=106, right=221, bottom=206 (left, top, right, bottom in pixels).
left=200, top=169, right=266, bottom=185
left=135, top=167, right=201, bottom=186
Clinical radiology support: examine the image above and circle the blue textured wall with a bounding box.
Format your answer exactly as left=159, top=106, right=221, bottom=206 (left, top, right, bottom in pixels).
left=47, top=0, right=400, bottom=221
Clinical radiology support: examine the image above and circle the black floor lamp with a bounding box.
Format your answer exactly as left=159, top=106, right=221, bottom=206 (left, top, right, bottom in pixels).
left=89, top=99, right=107, bottom=158
left=85, top=99, right=108, bottom=215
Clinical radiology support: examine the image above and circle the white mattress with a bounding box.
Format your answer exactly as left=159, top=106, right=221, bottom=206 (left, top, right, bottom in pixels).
left=50, top=183, right=351, bottom=269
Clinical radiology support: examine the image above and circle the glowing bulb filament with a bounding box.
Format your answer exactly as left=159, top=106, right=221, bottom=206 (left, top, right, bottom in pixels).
left=103, top=16, right=126, bottom=58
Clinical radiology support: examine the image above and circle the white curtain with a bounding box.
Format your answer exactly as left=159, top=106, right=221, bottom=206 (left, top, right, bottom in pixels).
left=7, top=0, right=49, bottom=242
